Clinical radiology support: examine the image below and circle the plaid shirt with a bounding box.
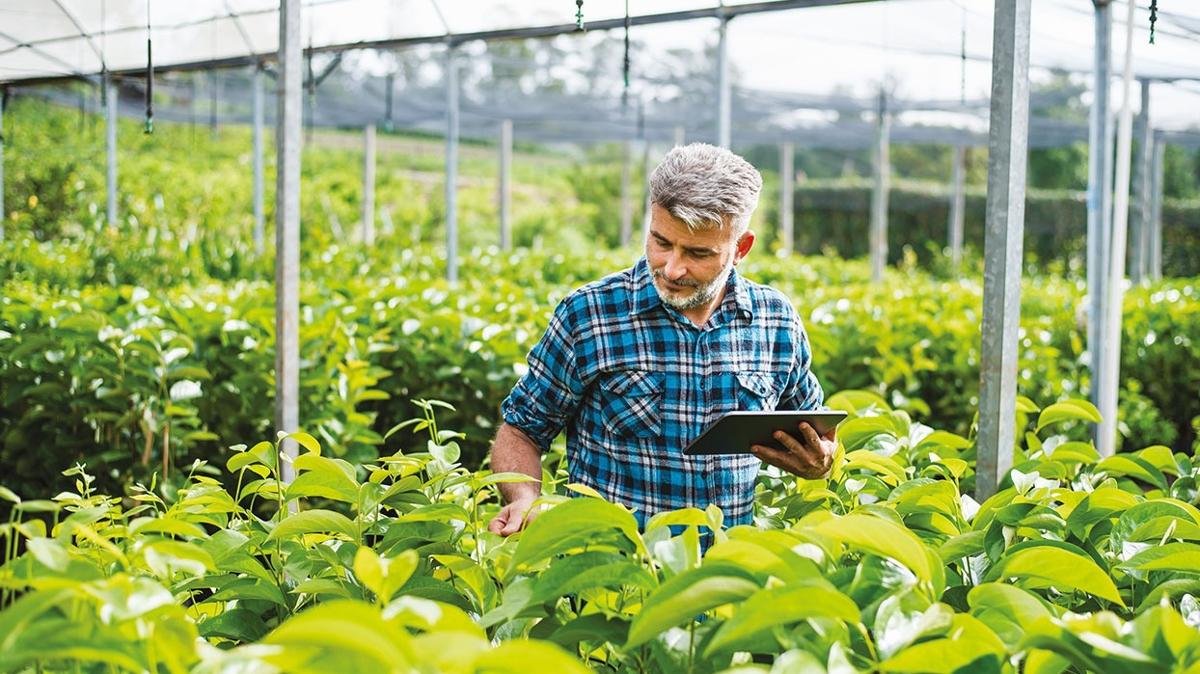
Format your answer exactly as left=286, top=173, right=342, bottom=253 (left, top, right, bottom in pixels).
left=501, top=257, right=824, bottom=529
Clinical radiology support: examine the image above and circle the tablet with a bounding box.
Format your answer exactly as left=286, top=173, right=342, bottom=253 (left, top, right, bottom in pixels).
left=683, top=410, right=848, bottom=456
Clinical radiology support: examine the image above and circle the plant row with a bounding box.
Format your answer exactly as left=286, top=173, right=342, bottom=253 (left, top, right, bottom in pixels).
left=1, top=396, right=1199, bottom=672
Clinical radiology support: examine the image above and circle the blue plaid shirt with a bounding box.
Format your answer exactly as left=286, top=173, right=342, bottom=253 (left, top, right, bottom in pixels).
left=501, top=257, right=824, bottom=529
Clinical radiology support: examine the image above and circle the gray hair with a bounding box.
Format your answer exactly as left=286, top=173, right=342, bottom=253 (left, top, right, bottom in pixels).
left=649, top=143, right=763, bottom=234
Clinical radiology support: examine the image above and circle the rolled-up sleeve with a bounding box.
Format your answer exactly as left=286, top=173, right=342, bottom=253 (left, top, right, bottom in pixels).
left=500, top=299, right=585, bottom=450
left=777, top=312, right=825, bottom=411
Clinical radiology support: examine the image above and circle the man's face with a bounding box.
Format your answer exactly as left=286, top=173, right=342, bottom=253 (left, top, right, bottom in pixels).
left=645, top=204, right=755, bottom=312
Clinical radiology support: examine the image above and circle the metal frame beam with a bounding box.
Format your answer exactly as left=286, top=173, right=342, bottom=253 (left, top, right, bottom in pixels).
left=1098, top=0, right=1137, bottom=457
left=445, top=42, right=460, bottom=282
left=362, top=123, right=376, bottom=245
left=716, top=12, right=732, bottom=149
left=105, top=73, right=118, bottom=226
left=869, top=89, right=890, bottom=283
left=0, top=89, right=5, bottom=241
left=976, top=0, right=1031, bottom=501
left=275, top=0, right=302, bottom=485
left=620, top=140, right=633, bottom=246
left=1086, top=0, right=1113, bottom=428
left=252, top=63, right=265, bottom=253
left=1149, top=135, right=1165, bottom=280
left=948, top=144, right=966, bottom=272
left=779, top=142, right=794, bottom=254
left=498, top=118, right=513, bottom=250
left=1131, top=78, right=1152, bottom=283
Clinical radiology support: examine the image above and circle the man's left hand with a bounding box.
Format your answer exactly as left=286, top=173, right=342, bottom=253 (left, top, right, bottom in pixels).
left=750, top=422, right=837, bottom=479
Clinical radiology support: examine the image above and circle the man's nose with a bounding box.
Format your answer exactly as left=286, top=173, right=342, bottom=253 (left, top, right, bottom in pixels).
left=664, top=253, right=687, bottom=281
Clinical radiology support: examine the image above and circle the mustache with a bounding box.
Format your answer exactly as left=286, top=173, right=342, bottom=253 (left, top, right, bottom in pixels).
left=652, top=270, right=701, bottom=288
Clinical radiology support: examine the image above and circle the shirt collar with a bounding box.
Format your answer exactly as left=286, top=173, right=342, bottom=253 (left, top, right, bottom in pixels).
left=629, top=257, right=754, bottom=322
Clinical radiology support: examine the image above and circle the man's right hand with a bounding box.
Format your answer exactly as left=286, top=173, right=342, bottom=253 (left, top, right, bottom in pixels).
left=487, top=497, right=542, bottom=537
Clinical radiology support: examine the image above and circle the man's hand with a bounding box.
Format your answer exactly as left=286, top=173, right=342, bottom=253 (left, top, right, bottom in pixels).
left=487, top=496, right=543, bottom=537
left=750, top=422, right=837, bottom=479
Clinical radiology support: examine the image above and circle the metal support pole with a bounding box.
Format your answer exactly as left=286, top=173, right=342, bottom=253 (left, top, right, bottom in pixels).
left=949, top=144, right=967, bottom=272
left=252, top=64, right=265, bottom=254
left=1098, top=0, right=1137, bottom=457
left=620, top=140, right=633, bottom=246
left=362, top=124, right=376, bottom=245
left=209, top=71, right=219, bottom=137
left=1149, top=136, right=1164, bottom=281
left=499, top=118, right=512, bottom=250
left=384, top=71, right=395, bottom=132
left=0, top=90, right=5, bottom=242
left=976, top=0, right=1031, bottom=501
left=716, top=13, right=731, bottom=149
left=106, top=74, right=118, bottom=227
left=674, top=125, right=686, bottom=147
left=445, top=43, right=460, bottom=282
left=1086, top=0, right=1112, bottom=418
left=642, top=140, right=653, bottom=239
left=870, top=89, right=890, bottom=283
left=1131, top=79, right=1151, bottom=283
left=779, top=142, right=794, bottom=254
left=275, top=0, right=302, bottom=485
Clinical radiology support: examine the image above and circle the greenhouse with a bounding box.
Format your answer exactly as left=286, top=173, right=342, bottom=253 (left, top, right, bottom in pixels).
left=2, top=0, right=1200, bottom=671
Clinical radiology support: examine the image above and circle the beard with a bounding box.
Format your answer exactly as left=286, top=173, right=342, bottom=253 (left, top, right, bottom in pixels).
left=651, top=258, right=735, bottom=312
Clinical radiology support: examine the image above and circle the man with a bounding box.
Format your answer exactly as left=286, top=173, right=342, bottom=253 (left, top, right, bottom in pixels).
left=487, top=143, right=834, bottom=537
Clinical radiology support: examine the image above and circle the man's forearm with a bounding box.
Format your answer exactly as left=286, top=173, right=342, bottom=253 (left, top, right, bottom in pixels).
left=490, top=423, right=543, bottom=504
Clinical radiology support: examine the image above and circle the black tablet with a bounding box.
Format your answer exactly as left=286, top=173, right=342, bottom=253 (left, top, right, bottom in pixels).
left=683, top=410, right=848, bottom=456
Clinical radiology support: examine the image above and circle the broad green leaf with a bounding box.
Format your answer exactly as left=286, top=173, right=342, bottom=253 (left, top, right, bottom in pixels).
left=878, top=614, right=1005, bottom=673
left=472, top=639, right=590, bottom=674
left=209, top=577, right=289, bottom=606
left=354, top=547, right=418, bottom=604
left=285, top=432, right=322, bottom=454
left=625, top=563, right=761, bottom=649
left=968, top=583, right=1054, bottom=647
left=26, top=538, right=69, bottom=572
left=476, top=472, right=539, bottom=487
left=407, top=632, right=490, bottom=672
left=287, top=453, right=360, bottom=504
left=704, top=581, right=860, bottom=656
left=266, top=509, right=358, bottom=543
left=1095, top=455, right=1169, bottom=491
left=992, top=544, right=1124, bottom=607
left=262, top=600, right=414, bottom=673
left=704, top=532, right=822, bottom=585
left=843, top=450, right=908, bottom=486
left=913, top=430, right=972, bottom=451
left=1122, top=542, right=1200, bottom=573
left=528, top=551, right=656, bottom=607
left=646, top=507, right=713, bottom=531
left=811, top=513, right=933, bottom=584
left=825, top=389, right=890, bottom=415
left=127, top=516, right=208, bottom=539
left=938, top=531, right=985, bottom=563
left=384, top=596, right=485, bottom=639
left=1036, top=400, right=1102, bottom=432
left=197, top=607, right=269, bottom=642
left=506, top=498, right=642, bottom=578
left=140, top=540, right=214, bottom=578
left=1064, top=488, right=1140, bottom=539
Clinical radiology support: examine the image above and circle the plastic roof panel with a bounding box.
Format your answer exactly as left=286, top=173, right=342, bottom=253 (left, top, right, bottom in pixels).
left=0, top=0, right=739, bottom=81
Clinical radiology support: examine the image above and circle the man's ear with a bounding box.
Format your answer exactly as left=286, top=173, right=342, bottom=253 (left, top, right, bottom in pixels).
left=734, top=229, right=755, bottom=263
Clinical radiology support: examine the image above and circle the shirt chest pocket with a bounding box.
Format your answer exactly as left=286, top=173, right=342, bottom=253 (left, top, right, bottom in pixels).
left=735, top=371, right=780, bottom=411
left=599, top=369, right=665, bottom=440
